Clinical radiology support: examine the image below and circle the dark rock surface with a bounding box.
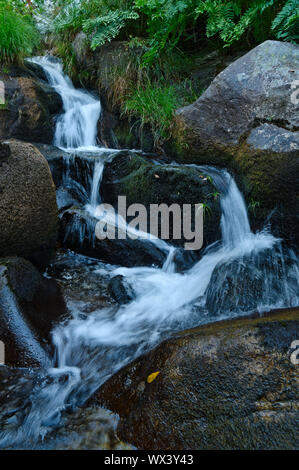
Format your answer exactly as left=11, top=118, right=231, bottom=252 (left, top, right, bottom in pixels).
left=97, top=308, right=299, bottom=450
left=0, top=64, right=62, bottom=144
left=108, top=275, right=136, bottom=305
left=205, top=247, right=299, bottom=316
left=59, top=207, right=167, bottom=268
left=0, top=257, right=67, bottom=367
left=46, top=250, right=116, bottom=313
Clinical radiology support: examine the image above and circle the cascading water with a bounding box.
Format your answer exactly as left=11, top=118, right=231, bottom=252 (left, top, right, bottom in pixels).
left=29, top=56, right=102, bottom=151
left=1, top=58, right=298, bottom=448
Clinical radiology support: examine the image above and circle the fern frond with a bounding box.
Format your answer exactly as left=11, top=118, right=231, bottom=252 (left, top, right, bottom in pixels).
left=272, top=0, right=299, bottom=42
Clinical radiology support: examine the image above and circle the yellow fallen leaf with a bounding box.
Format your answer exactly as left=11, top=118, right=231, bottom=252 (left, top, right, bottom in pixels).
left=147, top=371, right=160, bottom=383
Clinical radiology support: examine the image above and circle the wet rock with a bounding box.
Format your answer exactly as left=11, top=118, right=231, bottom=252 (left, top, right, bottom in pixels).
left=0, top=64, right=62, bottom=143
left=97, top=308, right=299, bottom=450
left=56, top=187, right=79, bottom=212
left=46, top=250, right=115, bottom=312
left=33, top=143, right=71, bottom=188
left=108, top=275, right=136, bottom=305
left=0, top=142, right=11, bottom=162
left=0, top=257, right=67, bottom=367
left=0, top=364, right=132, bottom=450
left=0, top=140, right=58, bottom=268
left=35, top=405, right=134, bottom=450
left=205, top=247, right=299, bottom=316
left=175, top=41, right=299, bottom=247
left=173, top=248, right=199, bottom=272
left=59, top=207, right=167, bottom=268
left=24, top=59, right=49, bottom=82
left=0, top=366, right=132, bottom=450
left=101, top=152, right=221, bottom=249
left=0, top=366, right=39, bottom=442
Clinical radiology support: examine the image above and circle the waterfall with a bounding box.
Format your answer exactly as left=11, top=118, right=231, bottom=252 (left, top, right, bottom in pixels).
left=29, top=56, right=102, bottom=151
left=89, top=161, right=104, bottom=209
left=2, top=164, right=297, bottom=447
left=2, top=58, right=297, bottom=448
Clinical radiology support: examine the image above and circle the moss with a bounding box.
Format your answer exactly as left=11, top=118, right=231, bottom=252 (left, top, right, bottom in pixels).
left=168, top=130, right=299, bottom=246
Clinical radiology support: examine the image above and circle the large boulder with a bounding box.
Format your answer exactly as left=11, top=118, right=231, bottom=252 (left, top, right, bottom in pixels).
left=175, top=41, right=299, bottom=247
left=0, top=64, right=62, bottom=144
left=177, top=40, right=298, bottom=149
left=98, top=308, right=299, bottom=450
left=0, top=257, right=67, bottom=367
left=0, top=140, right=58, bottom=268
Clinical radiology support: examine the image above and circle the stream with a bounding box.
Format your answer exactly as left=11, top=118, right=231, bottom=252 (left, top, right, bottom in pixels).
left=0, top=56, right=298, bottom=449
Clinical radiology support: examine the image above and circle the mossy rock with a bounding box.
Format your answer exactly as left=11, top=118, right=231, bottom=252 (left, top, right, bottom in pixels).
left=101, top=152, right=221, bottom=249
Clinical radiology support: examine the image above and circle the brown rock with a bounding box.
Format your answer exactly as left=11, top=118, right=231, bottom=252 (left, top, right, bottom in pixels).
left=98, top=308, right=299, bottom=450
left=0, top=65, right=62, bottom=144
left=0, top=140, right=58, bottom=268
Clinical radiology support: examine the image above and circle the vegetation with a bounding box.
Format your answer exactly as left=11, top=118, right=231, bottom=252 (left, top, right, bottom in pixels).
left=0, top=1, right=40, bottom=63
left=124, top=83, right=180, bottom=145
left=1, top=0, right=297, bottom=145
left=47, top=1, right=298, bottom=63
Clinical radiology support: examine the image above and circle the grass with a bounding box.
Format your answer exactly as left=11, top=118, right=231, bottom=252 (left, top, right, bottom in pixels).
left=0, top=3, right=40, bottom=64
left=124, top=83, right=180, bottom=145
left=94, top=45, right=205, bottom=148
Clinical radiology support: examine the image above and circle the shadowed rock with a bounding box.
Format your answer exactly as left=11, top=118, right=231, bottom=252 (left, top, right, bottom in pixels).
left=0, top=257, right=67, bottom=367
left=0, top=63, right=62, bottom=144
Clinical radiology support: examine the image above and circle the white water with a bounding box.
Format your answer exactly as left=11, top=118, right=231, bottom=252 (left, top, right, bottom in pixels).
left=89, top=160, right=104, bottom=208
left=1, top=57, right=298, bottom=448
left=29, top=56, right=102, bottom=151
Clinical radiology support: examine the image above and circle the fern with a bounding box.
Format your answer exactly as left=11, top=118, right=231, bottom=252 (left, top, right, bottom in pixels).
left=46, top=0, right=298, bottom=65
left=83, top=10, right=139, bottom=49
left=196, top=1, right=241, bottom=41
left=195, top=0, right=278, bottom=45
left=135, top=0, right=199, bottom=64
left=272, top=0, right=299, bottom=42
